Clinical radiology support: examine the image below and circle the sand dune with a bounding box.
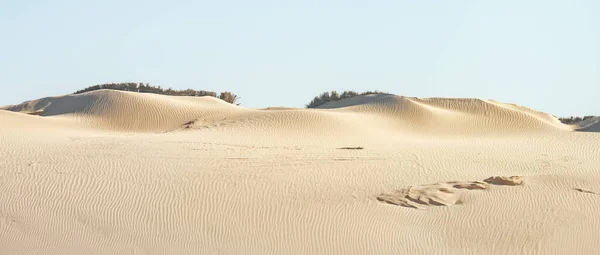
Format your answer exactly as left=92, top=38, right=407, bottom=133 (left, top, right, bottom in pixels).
left=3, top=90, right=247, bottom=132
left=3, top=90, right=571, bottom=134
left=1, top=90, right=599, bottom=254
left=319, top=94, right=569, bottom=133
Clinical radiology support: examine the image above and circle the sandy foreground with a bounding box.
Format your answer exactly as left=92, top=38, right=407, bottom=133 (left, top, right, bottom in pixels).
left=1, top=90, right=599, bottom=254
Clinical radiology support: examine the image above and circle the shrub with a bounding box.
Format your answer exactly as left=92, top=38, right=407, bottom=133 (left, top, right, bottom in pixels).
left=218, top=91, right=240, bottom=105
left=558, top=116, right=596, bottom=125
left=73, top=82, right=239, bottom=104
left=305, top=90, right=386, bottom=108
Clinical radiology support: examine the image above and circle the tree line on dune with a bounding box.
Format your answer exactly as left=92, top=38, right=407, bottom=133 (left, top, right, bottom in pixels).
left=557, top=116, right=596, bottom=125
left=75, top=84, right=387, bottom=109
left=305, top=90, right=386, bottom=108
left=307, top=91, right=596, bottom=124
left=74, top=82, right=240, bottom=105
left=72, top=84, right=595, bottom=122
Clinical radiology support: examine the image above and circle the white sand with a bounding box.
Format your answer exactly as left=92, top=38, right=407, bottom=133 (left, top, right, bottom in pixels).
left=1, top=90, right=599, bottom=254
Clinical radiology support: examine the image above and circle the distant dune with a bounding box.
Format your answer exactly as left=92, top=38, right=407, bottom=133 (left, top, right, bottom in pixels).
left=1, top=90, right=599, bottom=254
left=2, top=90, right=244, bottom=132
left=2, top=90, right=571, bottom=134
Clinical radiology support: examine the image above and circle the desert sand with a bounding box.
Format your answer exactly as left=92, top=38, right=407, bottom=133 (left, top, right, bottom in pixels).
left=1, top=90, right=599, bottom=254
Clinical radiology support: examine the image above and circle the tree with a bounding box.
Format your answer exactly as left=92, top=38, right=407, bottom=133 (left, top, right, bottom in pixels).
left=219, top=92, right=240, bottom=104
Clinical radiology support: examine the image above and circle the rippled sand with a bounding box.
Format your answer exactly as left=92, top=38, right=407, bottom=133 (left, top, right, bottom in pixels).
left=1, top=90, right=599, bottom=254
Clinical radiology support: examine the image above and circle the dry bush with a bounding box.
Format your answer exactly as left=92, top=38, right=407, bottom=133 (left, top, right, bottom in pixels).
left=305, top=90, right=386, bottom=108
left=73, top=82, right=240, bottom=105
left=558, top=116, right=596, bottom=125
left=218, top=91, right=240, bottom=105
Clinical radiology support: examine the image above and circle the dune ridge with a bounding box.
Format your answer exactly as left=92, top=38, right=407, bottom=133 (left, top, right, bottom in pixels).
left=3, top=90, right=246, bottom=132
left=3, top=90, right=571, bottom=134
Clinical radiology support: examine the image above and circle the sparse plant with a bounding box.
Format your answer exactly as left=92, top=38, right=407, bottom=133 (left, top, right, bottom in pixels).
left=73, top=82, right=239, bottom=105
left=558, top=116, right=596, bottom=125
left=218, top=91, right=240, bottom=105
left=305, top=90, right=386, bottom=108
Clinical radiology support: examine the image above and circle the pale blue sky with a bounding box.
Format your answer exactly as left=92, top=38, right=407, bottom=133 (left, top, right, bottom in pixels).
left=1, top=0, right=598, bottom=116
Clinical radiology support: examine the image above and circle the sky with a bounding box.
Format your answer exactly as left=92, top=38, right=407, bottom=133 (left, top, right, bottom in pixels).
left=0, top=0, right=598, bottom=116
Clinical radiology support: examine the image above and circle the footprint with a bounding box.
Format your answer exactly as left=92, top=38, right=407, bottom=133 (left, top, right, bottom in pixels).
left=448, top=181, right=489, bottom=190
left=483, top=176, right=523, bottom=186
left=378, top=176, right=522, bottom=209
left=377, top=184, right=461, bottom=209
left=377, top=181, right=487, bottom=209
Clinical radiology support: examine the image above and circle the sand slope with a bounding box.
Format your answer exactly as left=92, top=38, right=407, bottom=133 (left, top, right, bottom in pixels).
left=1, top=90, right=599, bottom=254
left=3, top=90, right=247, bottom=132
left=3, top=90, right=571, bottom=134
left=319, top=94, right=568, bottom=133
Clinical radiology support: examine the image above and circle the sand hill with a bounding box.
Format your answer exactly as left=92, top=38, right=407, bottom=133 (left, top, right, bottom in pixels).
left=1, top=90, right=599, bottom=254
left=2, top=90, right=570, bottom=134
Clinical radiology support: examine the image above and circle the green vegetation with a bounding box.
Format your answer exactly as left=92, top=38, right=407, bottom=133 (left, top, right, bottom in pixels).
left=74, top=82, right=240, bottom=104
left=305, top=90, right=386, bottom=108
left=558, top=116, right=596, bottom=125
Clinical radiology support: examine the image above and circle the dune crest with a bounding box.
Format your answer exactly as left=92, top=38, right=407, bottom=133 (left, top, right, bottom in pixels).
left=319, top=94, right=570, bottom=133
left=3, top=90, right=571, bottom=134
left=3, top=90, right=245, bottom=131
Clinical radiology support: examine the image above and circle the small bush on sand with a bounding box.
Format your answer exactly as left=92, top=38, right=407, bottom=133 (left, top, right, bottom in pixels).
left=74, top=82, right=240, bottom=104
left=218, top=91, right=240, bottom=105
left=305, top=90, right=386, bottom=108
left=558, top=116, right=595, bottom=125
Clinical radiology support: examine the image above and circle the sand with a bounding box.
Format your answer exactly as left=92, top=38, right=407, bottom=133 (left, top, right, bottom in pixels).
left=1, top=90, right=599, bottom=254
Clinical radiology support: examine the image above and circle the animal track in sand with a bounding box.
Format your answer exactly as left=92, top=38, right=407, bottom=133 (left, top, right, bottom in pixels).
left=337, top=146, right=364, bottom=150
left=377, top=176, right=522, bottom=209
left=574, top=188, right=599, bottom=195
